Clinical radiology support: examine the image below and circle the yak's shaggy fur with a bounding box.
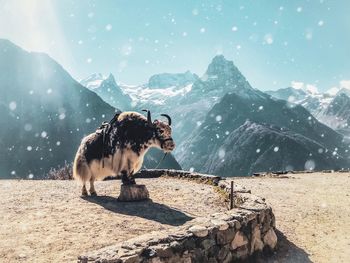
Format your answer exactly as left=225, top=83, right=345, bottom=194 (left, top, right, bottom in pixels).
left=73, top=111, right=174, bottom=196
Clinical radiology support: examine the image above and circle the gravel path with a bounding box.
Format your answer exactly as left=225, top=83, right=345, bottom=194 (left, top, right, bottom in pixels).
left=234, top=172, right=350, bottom=263
left=0, top=178, right=225, bottom=263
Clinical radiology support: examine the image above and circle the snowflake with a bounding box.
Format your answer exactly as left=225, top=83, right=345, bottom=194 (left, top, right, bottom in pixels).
left=264, top=34, right=273, bottom=44
left=215, top=115, right=222, bottom=122
left=24, top=124, right=32, bottom=131
left=11, top=171, right=16, bottom=175
left=218, top=148, right=225, bottom=158
left=47, top=88, right=52, bottom=94
left=56, top=141, right=61, bottom=146
left=305, top=160, right=315, bottom=170
left=256, top=148, right=261, bottom=153
left=41, top=131, right=47, bottom=138
left=105, top=24, right=112, bottom=31
left=192, top=9, right=199, bottom=16
left=225, top=131, right=229, bottom=135
left=28, top=174, right=34, bottom=179
left=318, top=20, right=324, bottom=26
left=27, top=146, right=32, bottom=151
left=297, top=7, right=303, bottom=12
left=231, top=26, right=238, bottom=32
left=59, top=113, right=66, bottom=120
left=189, top=167, right=194, bottom=172
left=200, top=28, right=206, bottom=33
left=273, top=146, right=279, bottom=152
left=258, top=105, right=264, bottom=110
left=9, top=101, right=17, bottom=111
left=86, top=58, right=92, bottom=63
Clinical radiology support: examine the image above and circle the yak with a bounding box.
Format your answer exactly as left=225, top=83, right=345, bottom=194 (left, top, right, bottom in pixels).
left=73, top=110, right=175, bottom=196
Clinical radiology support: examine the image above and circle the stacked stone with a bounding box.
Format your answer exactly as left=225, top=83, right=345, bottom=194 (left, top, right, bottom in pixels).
left=78, top=193, right=277, bottom=263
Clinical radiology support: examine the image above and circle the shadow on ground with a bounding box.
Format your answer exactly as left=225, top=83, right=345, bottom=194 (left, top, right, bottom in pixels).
left=253, top=230, right=312, bottom=263
left=82, top=195, right=193, bottom=226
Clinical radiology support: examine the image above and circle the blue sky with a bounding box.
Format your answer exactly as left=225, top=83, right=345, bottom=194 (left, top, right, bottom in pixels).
left=0, top=0, right=349, bottom=92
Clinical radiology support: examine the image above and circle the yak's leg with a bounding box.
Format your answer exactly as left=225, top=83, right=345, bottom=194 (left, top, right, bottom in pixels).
left=82, top=184, right=88, bottom=196
left=89, top=176, right=97, bottom=196
left=121, top=170, right=136, bottom=185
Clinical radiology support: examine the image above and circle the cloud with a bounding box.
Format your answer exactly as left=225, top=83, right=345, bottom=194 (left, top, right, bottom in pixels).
left=326, top=86, right=339, bottom=96
left=340, top=80, right=350, bottom=90
left=291, top=81, right=304, bottom=89
left=291, top=81, right=319, bottom=94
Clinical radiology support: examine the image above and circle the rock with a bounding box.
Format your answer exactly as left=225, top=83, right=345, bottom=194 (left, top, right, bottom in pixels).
left=188, top=225, right=209, bottom=237
left=217, top=246, right=229, bottom=261
left=263, top=229, right=278, bottom=250
left=250, top=226, right=264, bottom=254
left=211, top=219, right=229, bottom=231
left=118, top=184, right=149, bottom=201
left=201, top=239, right=216, bottom=250
left=231, top=231, right=248, bottom=250
left=235, top=245, right=249, bottom=259
left=216, top=228, right=235, bottom=245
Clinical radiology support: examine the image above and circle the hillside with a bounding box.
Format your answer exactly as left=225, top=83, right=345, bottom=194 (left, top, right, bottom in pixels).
left=0, top=39, right=180, bottom=178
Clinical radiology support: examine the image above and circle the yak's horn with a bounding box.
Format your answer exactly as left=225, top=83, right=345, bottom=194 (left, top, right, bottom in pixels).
left=160, top=114, right=172, bottom=126
left=142, top=109, right=153, bottom=126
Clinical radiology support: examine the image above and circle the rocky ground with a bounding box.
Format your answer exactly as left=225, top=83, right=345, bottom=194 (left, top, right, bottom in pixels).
left=235, top=172, right=350, bottom=263
left=0, top=178, right=225, bottom=263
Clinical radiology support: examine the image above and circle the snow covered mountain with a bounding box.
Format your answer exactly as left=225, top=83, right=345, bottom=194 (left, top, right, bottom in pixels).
left=81, top=73, right=132, bottom=110
left=178, top=76, right=349, bottom=176
left=0, top=39, right=180, bottom=178
left=148, top=71, right=198, bottom=89
left=267, top=87, right=350, bottom=137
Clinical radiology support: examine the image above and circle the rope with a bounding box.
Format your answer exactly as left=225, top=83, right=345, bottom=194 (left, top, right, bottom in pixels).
left=154, top=152, right=168, bottom=169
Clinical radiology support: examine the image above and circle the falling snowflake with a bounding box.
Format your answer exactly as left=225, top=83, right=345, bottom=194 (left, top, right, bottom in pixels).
left=305, top=160, right=315, bottom=170
left=56, top=141, right=61, bottom=146
left=24, top=124, right=32, bottom=131
left=297, top=7, right=303, bottom=12
left=47, top=88, right=52, bottom=94
left=218, top=148, right=225, bottom=158
left=189, top=167, right=194, bottom=172
left=318, top=148, right=324, bottom=154
left=318, top=20, right=324, bottom=26
left=256, top=148, right=261, bottom=153
left=28, top=174, right=34, bottom=179
left=258, top=105, right=264, bottom=110
left=9, top=101, right=17, bottom=111
left=182, top=32, right=187, bottom=37
left=41, top=131, right=47, bottom=138
left=86, top=58, right=92, bottom=63
left=105, top=24, right=112, bottom=31
left=196, top=121, right=202, bottom=127
left=200, top=28, right=206, bottom=33
left=225, top=131, right=229, bottom=135
left=11, top=171, right=16, bottom=175
left=27, top=146, right=32, bottom=151
left=86, top=118, right=91, bottom=123
left=273, top=146, right=279, bottom=152
left=215, top=115, right=222, bottom=122
left=59, top=113, right=66, bottom=120
left=192, top=9, right=199, bottom=16
left=264, top=34, right=273, bottom=44
left=231, top=26, right=238, bottom=32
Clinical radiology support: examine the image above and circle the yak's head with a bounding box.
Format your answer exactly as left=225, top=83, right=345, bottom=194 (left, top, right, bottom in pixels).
left=143, top=110, right=175, bottom=153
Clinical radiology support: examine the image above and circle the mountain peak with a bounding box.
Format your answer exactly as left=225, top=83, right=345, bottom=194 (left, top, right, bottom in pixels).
left=204, top=55, right=244, bottom=82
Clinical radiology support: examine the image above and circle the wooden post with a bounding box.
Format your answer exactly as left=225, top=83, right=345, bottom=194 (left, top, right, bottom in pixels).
left=230, top=180, right=234, bottom=209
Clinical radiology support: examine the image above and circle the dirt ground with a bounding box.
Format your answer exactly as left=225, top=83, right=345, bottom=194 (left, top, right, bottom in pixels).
left=234, top=172, right=350, bottom=263
left=0, top=177, right=225, bottom=263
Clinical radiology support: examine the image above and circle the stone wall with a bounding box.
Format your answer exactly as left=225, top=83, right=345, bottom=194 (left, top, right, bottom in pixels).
left=78, top=170, right=277, bottom=263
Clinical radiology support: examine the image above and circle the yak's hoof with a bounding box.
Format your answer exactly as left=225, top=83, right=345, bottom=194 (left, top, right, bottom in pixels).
left=81, top=192, right=88, bottom=197
left=90, top=191, right=97, bottom=197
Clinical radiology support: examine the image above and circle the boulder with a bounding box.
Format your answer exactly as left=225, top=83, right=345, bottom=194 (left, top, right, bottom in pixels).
left=118, top=184, right=150, bottom=201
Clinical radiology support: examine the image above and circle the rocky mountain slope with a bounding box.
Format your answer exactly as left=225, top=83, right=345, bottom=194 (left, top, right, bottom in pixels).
left=0, top=39, right=180, bottom=178
left=81, top=73, right=132, bottom=110
left=267, top=87, right=350, bottom=137
left=178, top=81, right=348, bottom=176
